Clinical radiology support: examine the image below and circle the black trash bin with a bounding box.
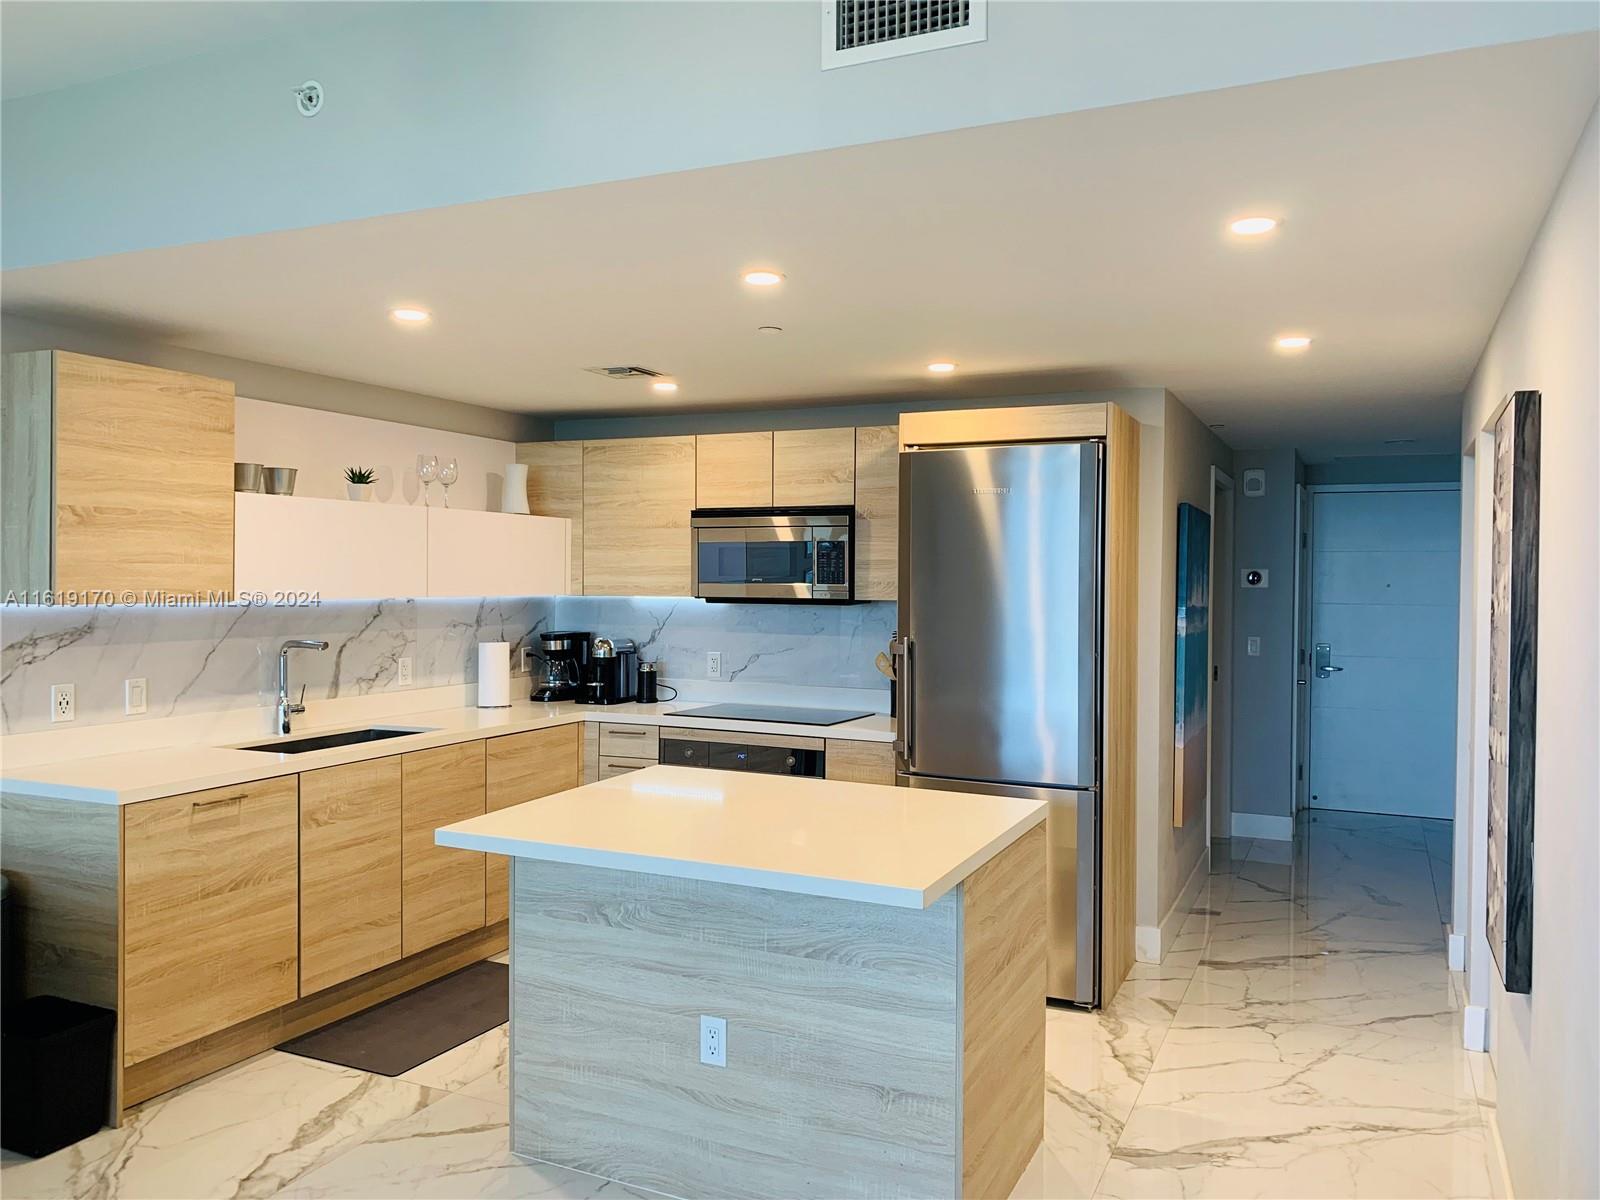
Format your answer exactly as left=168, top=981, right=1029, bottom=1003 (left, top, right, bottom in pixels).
left=1, top=995, right=116, bottom=1158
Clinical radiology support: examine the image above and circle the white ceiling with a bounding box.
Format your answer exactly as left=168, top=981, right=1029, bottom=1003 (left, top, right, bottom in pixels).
left=0, top=1, right=368, bottom=100
left=3, top=34, right=1595, bottom=449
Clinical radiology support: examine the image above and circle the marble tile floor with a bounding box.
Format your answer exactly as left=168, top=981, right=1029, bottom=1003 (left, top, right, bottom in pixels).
left=3, top=814, right=1488, bottom=1200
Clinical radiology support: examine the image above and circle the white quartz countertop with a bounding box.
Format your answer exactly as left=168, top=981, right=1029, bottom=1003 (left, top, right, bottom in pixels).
left=0, top=701, right=895, bottom=806
left=436, top=765, right=1044, bottom=908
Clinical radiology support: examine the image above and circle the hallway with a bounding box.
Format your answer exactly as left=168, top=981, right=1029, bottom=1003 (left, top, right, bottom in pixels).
left=1026, top=810, right=1494, bottom=1198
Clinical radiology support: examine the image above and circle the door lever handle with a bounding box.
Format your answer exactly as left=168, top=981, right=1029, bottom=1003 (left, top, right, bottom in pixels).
left=1313, top=643, right=1343, bottom=679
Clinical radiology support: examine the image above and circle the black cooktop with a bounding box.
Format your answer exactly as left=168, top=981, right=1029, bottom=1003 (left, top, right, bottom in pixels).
left=671, top=704, right=873, bottom=727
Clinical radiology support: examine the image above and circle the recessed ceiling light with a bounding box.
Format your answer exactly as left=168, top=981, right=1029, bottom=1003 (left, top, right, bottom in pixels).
left=927, top=361, right=957, bottom=374
left=1275, top=335, right=1312, bottom=351
left=1229, top=216, right=1279, bottom=237
left=742, top=269, right=784, bottom=287
left=652, top=381, right=679, bottom=393
left=389, top=306, right=431, bottom=324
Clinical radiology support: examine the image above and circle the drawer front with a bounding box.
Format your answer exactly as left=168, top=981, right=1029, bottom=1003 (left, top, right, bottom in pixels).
left=300, top=757, right=403, bottom=995
left=598, top=754, right=656, bottom=780
left=402, top=742, right=487, bottom=956
left=485, top=726, right=581, bottom=923
left=122, top=776, right=300, bottom=1066
left=598, top=723, right=658, bottom=759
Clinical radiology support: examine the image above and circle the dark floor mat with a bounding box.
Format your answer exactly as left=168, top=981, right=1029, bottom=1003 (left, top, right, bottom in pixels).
left=277, top=961, right=508, bottom=1076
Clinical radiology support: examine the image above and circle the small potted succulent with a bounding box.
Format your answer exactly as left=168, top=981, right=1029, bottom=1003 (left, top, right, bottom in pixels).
left=344, top=466, right=377, bottom=501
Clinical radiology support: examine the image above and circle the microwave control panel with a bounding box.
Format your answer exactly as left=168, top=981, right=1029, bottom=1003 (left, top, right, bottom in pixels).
left=814, top=540, right=848, bottom=586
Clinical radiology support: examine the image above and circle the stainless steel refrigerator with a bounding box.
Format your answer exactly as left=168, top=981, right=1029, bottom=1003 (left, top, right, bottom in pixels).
left=894, top=439, right=1102, bottom=1006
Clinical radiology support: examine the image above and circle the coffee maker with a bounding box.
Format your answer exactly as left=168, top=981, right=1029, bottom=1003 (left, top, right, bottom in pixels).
left=531, top=630, right=591, bottom=702
left=576, top=637, right=638, bottom=705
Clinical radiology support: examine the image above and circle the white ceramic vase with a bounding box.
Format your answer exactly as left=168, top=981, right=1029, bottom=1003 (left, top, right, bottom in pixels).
left=347, top=482, right=373, bottom=501
left=501, top=463, right=531, bottom=514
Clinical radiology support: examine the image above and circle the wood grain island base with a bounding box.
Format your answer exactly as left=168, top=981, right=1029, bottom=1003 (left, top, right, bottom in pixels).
left=438, top=766, right=1047, bottom=1200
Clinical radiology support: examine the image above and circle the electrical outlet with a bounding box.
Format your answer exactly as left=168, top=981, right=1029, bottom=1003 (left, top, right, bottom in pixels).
left=50, top=683, right=75, bottom=723
left=699, top=1014, right=727, bottom=1067
left=1246, top=636, right=1261, bottom=658
left=520, top=646, right=534, bottom=675
left=397, top=657, right=414, bottom=686
left=124, top=677, right=148, bottom=715
left=707, top=651, right=723, bottom=681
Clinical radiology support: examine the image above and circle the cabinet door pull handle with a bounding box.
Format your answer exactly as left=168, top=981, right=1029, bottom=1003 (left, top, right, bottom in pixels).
left=192, top=793, right=247, bottom=810
left=607, top=728, right=648, bottom=736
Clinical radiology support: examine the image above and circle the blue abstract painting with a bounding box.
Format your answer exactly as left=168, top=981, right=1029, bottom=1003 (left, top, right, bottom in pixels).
left=1174, top=502, right=1212, bottom=825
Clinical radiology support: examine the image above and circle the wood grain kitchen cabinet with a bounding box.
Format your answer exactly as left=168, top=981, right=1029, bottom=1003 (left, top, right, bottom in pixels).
left=121, top=777, right=300, bottom=1066
left=582, top=436, right=696, bottom=596
left=773, top=427, right=855, bottom=506
left=485, top=726, right=581, bottom=923
left=824, top=739, right=896, bottom=786
left=2, top=350, right=235, bottom=601
left=401, top=742, right=487, bottom=956
left=695, top=432, right=773, bottom=507
left=853, top=425, right=899, bottom=600
left=299, top=757, right=403, bottom=994
left=515, top=440, right=585, bottom=594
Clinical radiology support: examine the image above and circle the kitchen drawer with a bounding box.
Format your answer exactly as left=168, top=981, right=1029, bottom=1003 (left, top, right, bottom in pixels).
left=598, top=754, right=656, bottom=780
left=598, top=722, right=658, bottom=759
left=122, top=776, right=300, bottom=1066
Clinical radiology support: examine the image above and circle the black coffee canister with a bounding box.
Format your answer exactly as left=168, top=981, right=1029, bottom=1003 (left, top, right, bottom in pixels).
left=637, top=661, right=659, bottom=704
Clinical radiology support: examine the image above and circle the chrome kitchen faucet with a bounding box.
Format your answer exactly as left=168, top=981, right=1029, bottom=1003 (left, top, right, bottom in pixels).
left=277, top=639, right=329, bottom=735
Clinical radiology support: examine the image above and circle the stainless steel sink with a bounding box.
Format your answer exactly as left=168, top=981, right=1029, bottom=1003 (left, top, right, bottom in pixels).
left=235, top=726, right=436, bottom=755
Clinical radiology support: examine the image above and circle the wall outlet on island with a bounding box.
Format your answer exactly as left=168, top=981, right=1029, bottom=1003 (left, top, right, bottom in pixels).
left=397, top=657, right=414, bottom=686
left=707, top=651, right=723, bottom=681
left=50, top=683, right=75, bottom=723
left=700, top=1015, right=727, bottom=1067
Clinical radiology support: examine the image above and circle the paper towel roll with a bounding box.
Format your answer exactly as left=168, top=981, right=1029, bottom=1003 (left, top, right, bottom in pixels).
left=477, top=642, right=512, bottom=708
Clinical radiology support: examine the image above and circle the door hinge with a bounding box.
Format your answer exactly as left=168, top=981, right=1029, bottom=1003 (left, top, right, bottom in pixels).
left=1212, top=665, right=1219, bottom=682
left=1297, top=764, right=1304, bottom=781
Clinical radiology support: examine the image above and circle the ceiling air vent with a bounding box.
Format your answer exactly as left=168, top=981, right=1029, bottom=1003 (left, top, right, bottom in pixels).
left=822, top=0, right=986, bottom=70
left=584, top=366, right=665, bottom=380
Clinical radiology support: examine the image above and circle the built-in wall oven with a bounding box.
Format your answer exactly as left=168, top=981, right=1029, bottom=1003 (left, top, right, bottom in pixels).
left=690, top=507, right=854, bottom=603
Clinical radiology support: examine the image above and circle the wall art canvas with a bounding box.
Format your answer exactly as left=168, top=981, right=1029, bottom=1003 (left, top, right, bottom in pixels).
left=1488, top=389, right=1540, bottom=994
left=1173, top=502, right=1212, bottom=827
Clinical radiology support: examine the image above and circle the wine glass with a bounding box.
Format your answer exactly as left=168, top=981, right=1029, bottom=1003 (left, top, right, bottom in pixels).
left=438, top=458, right=458, bottom=508
left=417, top=455, right=438, bottom=506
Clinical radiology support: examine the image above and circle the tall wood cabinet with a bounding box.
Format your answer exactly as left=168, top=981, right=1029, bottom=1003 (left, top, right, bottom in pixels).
left=583, top=436, right=696, bottom=596
left=1, top=350, right=235, bottom=600
left=854, top=426, right=899, bottom=600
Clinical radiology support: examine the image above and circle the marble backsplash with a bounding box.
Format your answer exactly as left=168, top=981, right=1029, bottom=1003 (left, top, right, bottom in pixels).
left=0, top=597, right=895, bottom=735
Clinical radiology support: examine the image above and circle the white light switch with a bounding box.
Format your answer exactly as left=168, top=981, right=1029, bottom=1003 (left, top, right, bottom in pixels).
left=124, top=677, right=148, bottom=715
left=1246, top=637, right=1261, bottom=658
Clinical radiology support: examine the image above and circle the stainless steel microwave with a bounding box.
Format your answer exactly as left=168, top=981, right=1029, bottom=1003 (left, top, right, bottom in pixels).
left=690, top=507, right=855, bottom=602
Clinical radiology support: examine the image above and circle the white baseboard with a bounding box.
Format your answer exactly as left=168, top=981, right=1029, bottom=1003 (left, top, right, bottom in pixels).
left=1230, top=811, right=1293, bottom=841
left=1136, top=843, right=1212, bottom=964
left=1462, top=1004, right=1488, bottom=1052
left=1447, top=932, right=1466, bottom=971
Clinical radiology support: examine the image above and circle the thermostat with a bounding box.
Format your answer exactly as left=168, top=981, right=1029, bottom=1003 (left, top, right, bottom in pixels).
left=1242, top=468, right=1266, bottom=498
left=1241, top=568, right=1269, bottom=589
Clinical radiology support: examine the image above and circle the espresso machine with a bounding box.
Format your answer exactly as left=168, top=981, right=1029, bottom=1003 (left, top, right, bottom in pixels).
left=531, top=630, right=591, bottom=702
left=576, top=637, right=639, bottom=705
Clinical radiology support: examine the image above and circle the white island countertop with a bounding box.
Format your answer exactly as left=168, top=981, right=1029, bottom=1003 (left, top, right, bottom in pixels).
left=436, top=764, right=1045, bottom=908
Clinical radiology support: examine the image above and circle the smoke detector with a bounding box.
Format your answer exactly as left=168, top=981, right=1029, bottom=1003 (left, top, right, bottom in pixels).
left=294, top=80, right=323, bottom=118
left=584, top=366, right=666, bottom=380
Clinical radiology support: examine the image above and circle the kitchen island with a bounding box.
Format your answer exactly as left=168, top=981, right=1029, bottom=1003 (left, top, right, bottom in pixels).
left=436, top=764, right=1047, bottom=1200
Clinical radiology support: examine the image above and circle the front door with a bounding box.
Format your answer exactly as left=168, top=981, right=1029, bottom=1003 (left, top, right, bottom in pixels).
left=1307, top=486, right=1460, bottom=817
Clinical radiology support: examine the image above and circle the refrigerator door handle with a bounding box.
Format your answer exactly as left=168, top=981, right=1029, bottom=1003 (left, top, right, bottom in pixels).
left=894, top=636, right=915, bottom=768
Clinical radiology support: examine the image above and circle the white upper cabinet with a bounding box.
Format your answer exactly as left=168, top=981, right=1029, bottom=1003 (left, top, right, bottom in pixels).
left=234, top=495, right=570, bottom=599
left=425, top=508, right=571, bottom=597
left=234, top=493, right=426, bottom=600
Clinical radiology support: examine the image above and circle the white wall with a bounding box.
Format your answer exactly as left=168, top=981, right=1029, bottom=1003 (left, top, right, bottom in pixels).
left=4, top=1, right=1592, bottom=268
left=236, top=397, right=516, bottom=512
left=1458, top=104, right=1598, bottom=1200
